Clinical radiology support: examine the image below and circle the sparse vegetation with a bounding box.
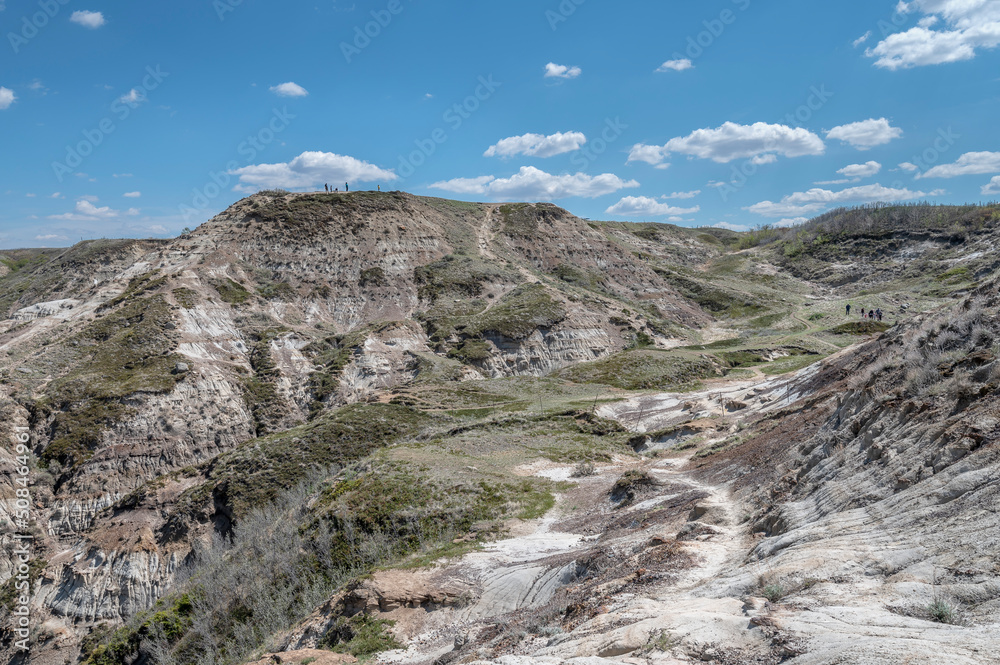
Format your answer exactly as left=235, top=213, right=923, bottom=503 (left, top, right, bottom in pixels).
left=37, top=295, right=184, bottom=468
left=212, top=277, right=252, bottom=305
left=927, top=599, right=958, bottom=624
left=610, top=469, right=656, bottom=506
left=558, top=350, right=720, bottom=391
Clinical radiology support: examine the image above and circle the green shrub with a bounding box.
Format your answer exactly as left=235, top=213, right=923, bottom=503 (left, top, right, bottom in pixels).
left=213, top=277, right=252, bottom=305
left=928, top=599, right=958, bottom=624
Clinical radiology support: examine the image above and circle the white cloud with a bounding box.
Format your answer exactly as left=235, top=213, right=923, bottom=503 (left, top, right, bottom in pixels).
left=630, top=122, right=825, bottom=166
left=231, top=151, right=396, bottom=191
left=50, top=192, right=64, bottom=199
left=70, top=10, right=105, bottom=28
left=746, top=201, right=828, bottom=218
left=123, top=191, right=141, bottom=198
left=657, top=58, right=693, bottom=72
left=664, top=190, right=700, bottom=199
left=429, top=166, right=638, bottom=200
left=853, top=30, right=873, bottom=47
left=119, top=88, right=146, bottom=106
left=112, top=173, right=133, bottom=178
left=49, top=199, right=138, bottom=221
left=484, top=132, right=587, bottom=158
left=814, top=179, right=853, bottom=186
left=982, top=176, right=1000, bottom=195
left=627, top=143, right=670, bottom=166
left=544, top=62, right=581, bottom=79
left=713, top=222, right=750, bottom=232
left=36, top=234, right=70, bottom=241
left=25, top=193, right=35, bottom=198
left=867, top=1, right=1000, bottom=69
left=0, top=87, right=15, bottom=110
left=826, top=118, right=903, bottom=150
left=604, top=196, right=700, bottom=218
left=837, top=160, right=882, bottom=178
left=898, top=162, right=919, bottom=172
left=751, top=154, right=778, bottom=165
left=269, top=82, right=309, bottom=98
left=917, top=151, right=1000, bottom=178
left=746, top=183, right=928, bottom=217
left=776, top=217, right=809, bottom=227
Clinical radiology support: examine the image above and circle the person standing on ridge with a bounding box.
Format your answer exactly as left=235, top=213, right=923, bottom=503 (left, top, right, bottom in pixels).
left=846, top=303, right=851, bottom=316
left=345, top=182, right=349, bottom=192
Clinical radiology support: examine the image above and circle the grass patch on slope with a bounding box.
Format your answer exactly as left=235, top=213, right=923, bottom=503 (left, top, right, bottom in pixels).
left=36, top=295, right=184, bottom=468
left=557, top=349, right=721, bottom=391
left=176, top=403, right=432, bottom=519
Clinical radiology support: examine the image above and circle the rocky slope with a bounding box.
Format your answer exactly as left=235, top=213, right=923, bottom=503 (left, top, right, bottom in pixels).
left=0, top=196, right=997, bottom=664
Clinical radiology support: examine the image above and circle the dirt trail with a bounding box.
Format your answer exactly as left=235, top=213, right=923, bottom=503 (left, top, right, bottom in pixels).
left=378, top=370, right=791, bottom=665
left=479, top=205, right=539, bottom=284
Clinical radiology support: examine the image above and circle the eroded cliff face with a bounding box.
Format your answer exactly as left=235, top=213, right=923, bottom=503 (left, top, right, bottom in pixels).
left=0, top=192, right=726, bottom=659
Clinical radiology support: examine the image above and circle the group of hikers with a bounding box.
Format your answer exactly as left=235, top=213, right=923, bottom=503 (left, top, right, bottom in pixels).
left=846, top=303, right=883, bottom=321
left=323, top=183, right=381, bottom=193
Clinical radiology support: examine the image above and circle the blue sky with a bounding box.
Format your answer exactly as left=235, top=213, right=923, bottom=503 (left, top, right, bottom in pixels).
left=1, top=0, right=998, bottom=247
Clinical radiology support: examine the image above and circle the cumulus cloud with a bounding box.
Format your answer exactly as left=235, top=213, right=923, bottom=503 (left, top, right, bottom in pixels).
left=853, top=31, right=873, bottom=47
left=269, top=82, right=309, bottom=97
left=837, top=161, right=882, bottom=178
left=231, top=151, right=396, bottom=192
left=664, top=190, right=700, bottom=199
left=627, top=144, right=670, bottom=167
left=484, top=132, right=587, bottom=158
left=544, top=62, right=581, bottom=79
left=917, top=151, right=1000, bottom=178
left=898, top=162, right=919, bottom=172
left=826, top=118, right=903, bottom=150
left=0, top=87, right=15, bottom=110
left=49, top=199, right=139, bottom=221
left=118, top=88, right=146, bottom=106
left=430, top=166, right=638, bottom=200
left=982, top=175, right=1000, bottom=195
left=656, top=58, right=693, bottom=72
left=70, top=10, right=105, bottom=28
left=123, top=191, right=141, bottom=198
left=713, top=222, right=750, bottom=232
left=751, top=154, right=778, bottom=165
left=746, top=183, right=928, bottom=217
left=604, top=196, right=700, bottom=218
left=629, top=122, right=824, bottom=166
left=867, top=1, right=1000, bottom=69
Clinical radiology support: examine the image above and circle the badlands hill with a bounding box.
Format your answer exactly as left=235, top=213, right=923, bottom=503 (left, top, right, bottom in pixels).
left=0, top=191, right=998, bottom=664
